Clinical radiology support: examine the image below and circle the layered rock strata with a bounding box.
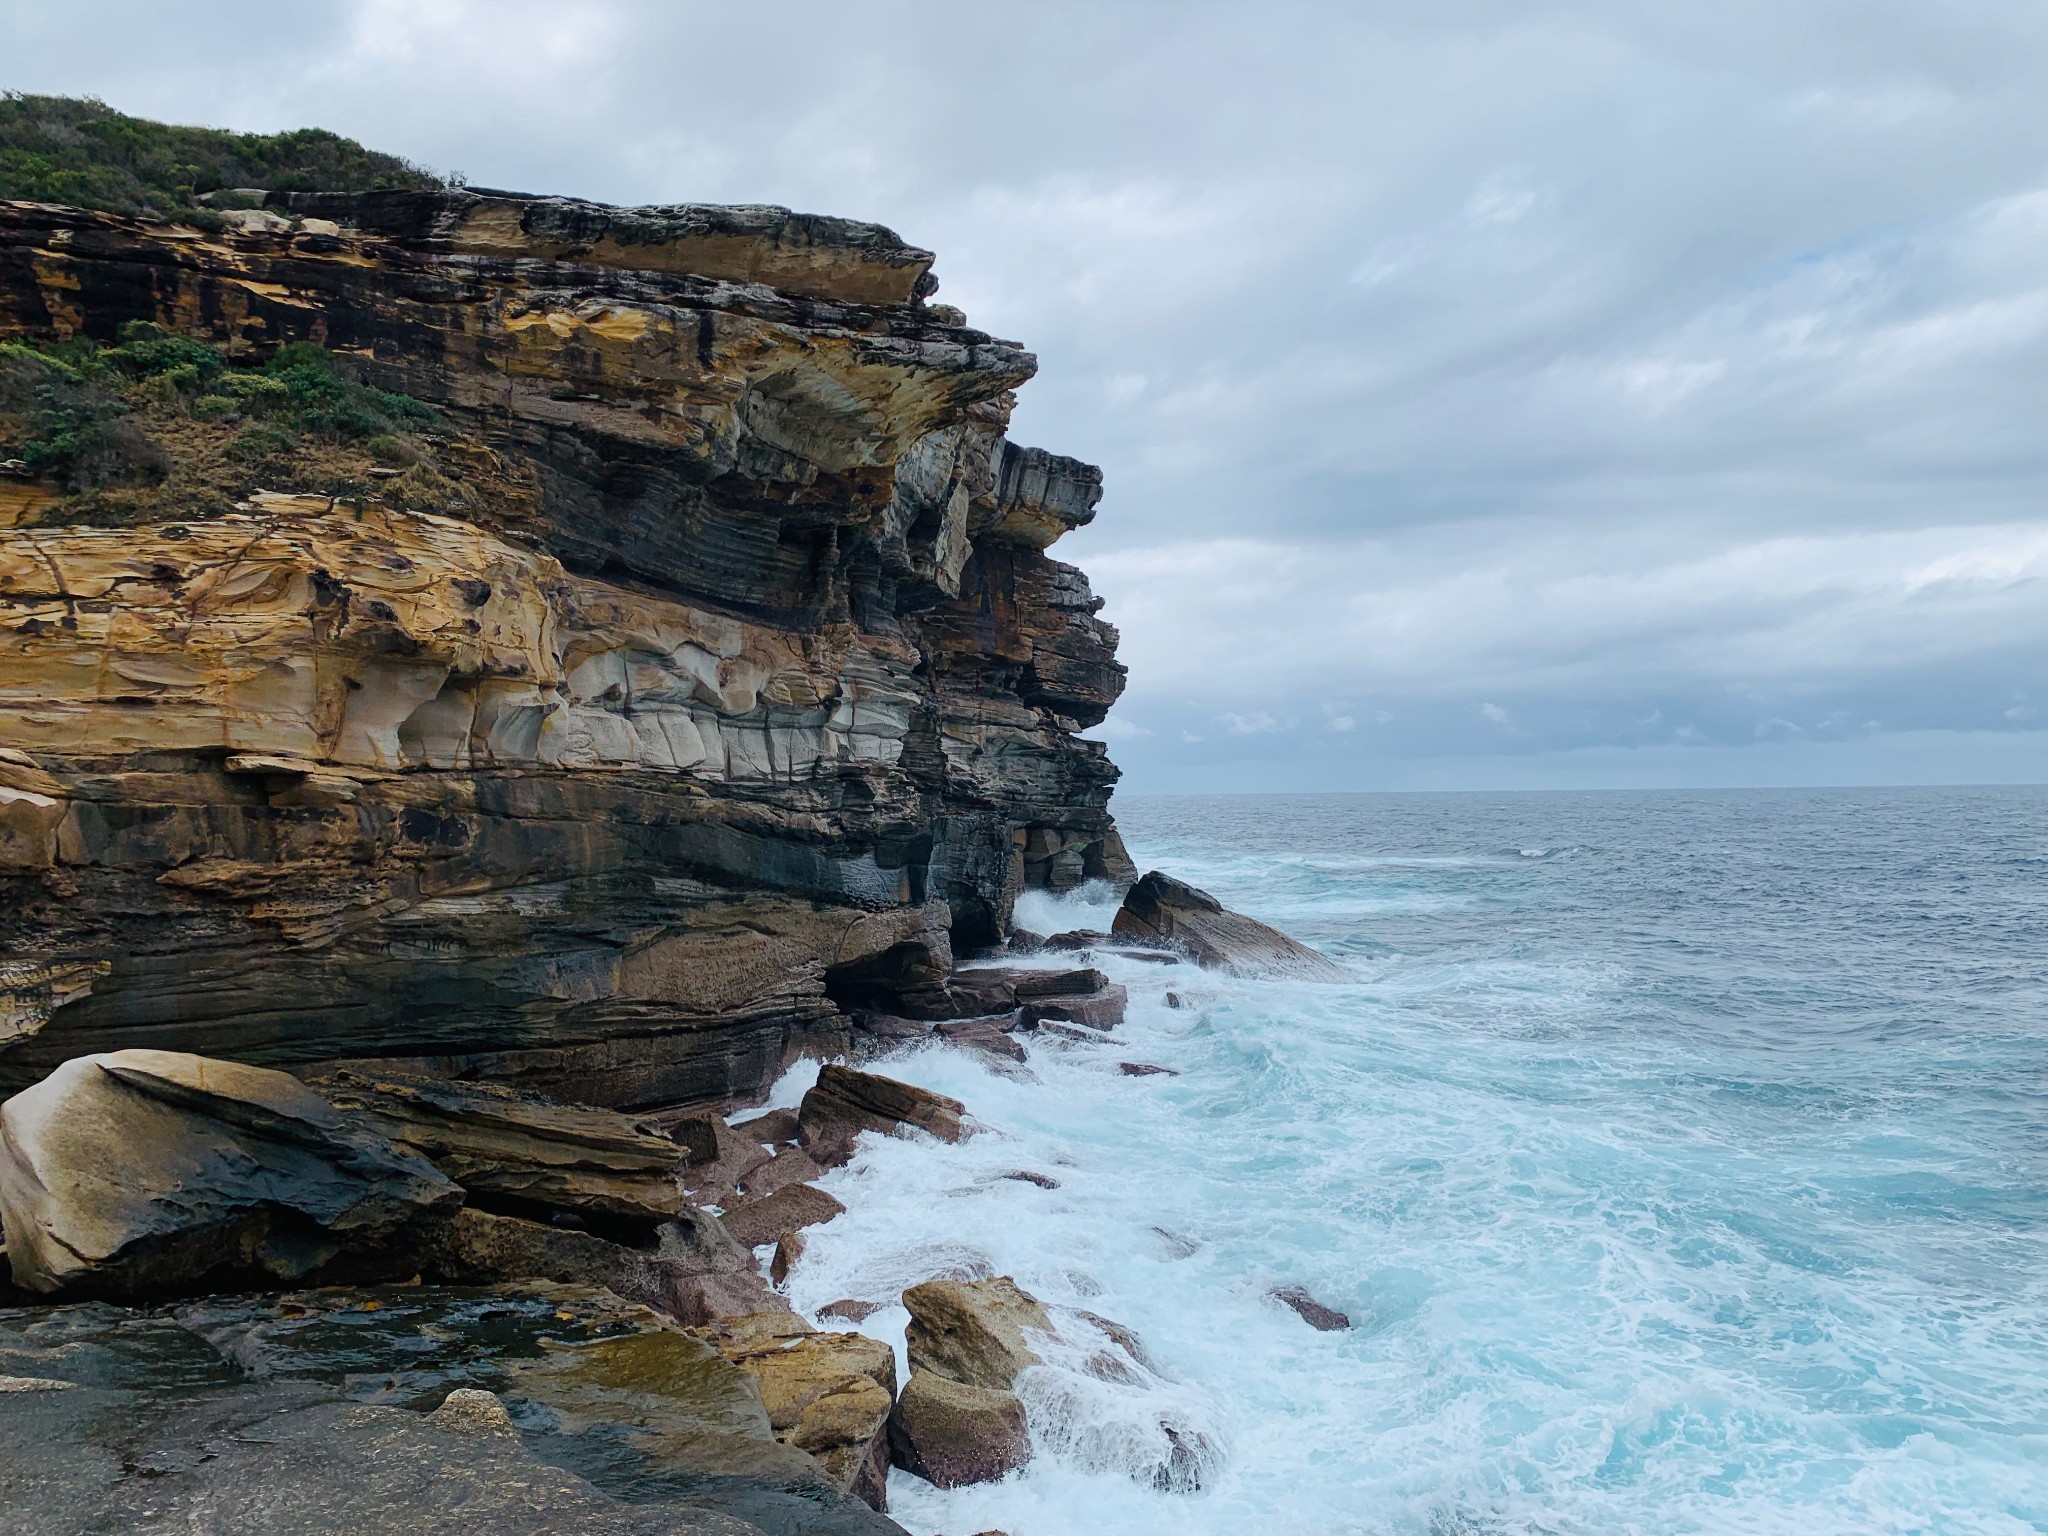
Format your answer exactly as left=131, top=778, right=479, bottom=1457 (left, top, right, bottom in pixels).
left=0, top=1048, right=460, bottom=1295
left=0, top=189, right=1131, bottom=1109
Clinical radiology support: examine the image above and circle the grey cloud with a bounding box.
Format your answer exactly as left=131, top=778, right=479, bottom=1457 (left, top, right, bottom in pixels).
left=7, top=0, right=2044, bottom=786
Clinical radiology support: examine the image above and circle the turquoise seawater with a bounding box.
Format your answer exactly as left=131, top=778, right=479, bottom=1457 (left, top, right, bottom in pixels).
left=777, top=787, right=2048, bottom=1535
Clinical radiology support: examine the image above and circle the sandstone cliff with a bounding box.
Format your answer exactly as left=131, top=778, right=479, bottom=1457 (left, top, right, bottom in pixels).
left=0, top=188, right=1131, bottom=1110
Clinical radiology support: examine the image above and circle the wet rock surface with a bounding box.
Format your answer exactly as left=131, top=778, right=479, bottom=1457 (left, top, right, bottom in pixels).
left=797, top=1066, right=969, bottom=1168
left=1113, top=871, right=1348, bottom=981
left=887, top=1370, right=1031, bottom=1490
left=1271, top=1286, right=1352, bottom=1332
left=720, top=1183, right=848, bottom=1251
left=0, top=1283, right=901, bottom=1534
left=902, top=1277, right=1048, bottom=1392
left=418, top=1205, right=782, bottom=1327
left=883, top=1276, right=1049, bottom=1488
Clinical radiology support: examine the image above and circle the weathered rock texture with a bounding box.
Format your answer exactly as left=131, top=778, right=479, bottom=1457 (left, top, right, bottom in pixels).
left=888, top=1275, right=1051, bottom=1488
left=419, top=1204, right=779, bottom=1325
left=1113, top=871, right=1348, bottom=981
left=0, top=189, right=1130, bottom=1110
left=902, top=1275, right=1048, bottom=1391
left=887, top=1370, right=1031, bottom=1490
left=309, top=1069, right=685, bottom=1232
left=0, top=1047, right=460, bottom=1294
left=696, top=1311, right=900, bottom=1511
left=0, top=1282, right=900, bottom=1535
left=797, top=1063, right=969, bottom=1167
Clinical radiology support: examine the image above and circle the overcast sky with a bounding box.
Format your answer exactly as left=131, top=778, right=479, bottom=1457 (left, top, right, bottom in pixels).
left=9, top=0, right=2045, bottom=790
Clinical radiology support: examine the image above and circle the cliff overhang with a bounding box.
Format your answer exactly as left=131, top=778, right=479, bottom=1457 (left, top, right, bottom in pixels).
left=0, top=187, right=1131, bottom=1109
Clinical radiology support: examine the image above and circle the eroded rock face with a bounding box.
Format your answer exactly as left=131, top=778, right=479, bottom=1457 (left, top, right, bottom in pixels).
left=0, top=1048, right=460, bottom=1296
left=1112, top=871, right=1349, bottom=981
left=309, top=1071, right=685, bottom=1232
left=797, top=1064, right=969, bottom=1167
left=0, top=189, right=1129, bottom=1109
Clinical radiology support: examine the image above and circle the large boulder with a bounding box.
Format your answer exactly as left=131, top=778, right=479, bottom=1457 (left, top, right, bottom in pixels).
left=697, top=1312, right=899, bottom=1511
left=719, top=1182, right=847, bottom=1250
left=0, top=1050, right=461, bottom=1296
left=1112, top=871, right=1347, bottom=981
left=903, top=1275, right=1049, bottom=1391
left=886, top=1371, right=1031, bottom=1489
left=311, top=1071, right=684, bottom=1232
left=887, top=1274, right=1050, bottom=1489
left=1021, top=984, right=1126, bottom=1032
left=797, top=1065, right=969, bottom=1167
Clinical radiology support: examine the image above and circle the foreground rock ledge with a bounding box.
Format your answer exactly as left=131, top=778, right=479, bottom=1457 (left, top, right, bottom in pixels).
left=0, top=1049, right=459, bottom=1295
left=0, top=1281, right=901, bottom=1535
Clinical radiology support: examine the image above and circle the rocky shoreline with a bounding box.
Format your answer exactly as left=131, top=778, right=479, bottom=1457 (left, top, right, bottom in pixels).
left=0, top=872, right=1344, bottom=1533
left=0, top=164, right=1346, bottom=1532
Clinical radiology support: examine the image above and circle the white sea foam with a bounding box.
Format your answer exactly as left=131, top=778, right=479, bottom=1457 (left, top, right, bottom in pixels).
left=770, top=794, right=2048, bottom=1535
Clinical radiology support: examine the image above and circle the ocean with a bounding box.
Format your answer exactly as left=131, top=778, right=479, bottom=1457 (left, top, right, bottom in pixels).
left=771, top=787, right=2048, bottom=1535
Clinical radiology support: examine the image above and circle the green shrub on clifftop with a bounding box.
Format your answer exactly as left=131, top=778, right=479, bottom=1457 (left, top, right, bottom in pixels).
left=0, top=92, right=452, bottom=224
left=1, top=330, right=448, bottom=517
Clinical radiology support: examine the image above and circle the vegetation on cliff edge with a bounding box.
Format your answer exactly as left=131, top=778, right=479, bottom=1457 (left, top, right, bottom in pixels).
left=0, top=328, right=529, bottom=525
left=0, top=92, right=451, bottom=226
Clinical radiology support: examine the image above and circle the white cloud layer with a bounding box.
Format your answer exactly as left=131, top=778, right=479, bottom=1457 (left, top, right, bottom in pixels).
left=8, top=0, right=2044, bottom=786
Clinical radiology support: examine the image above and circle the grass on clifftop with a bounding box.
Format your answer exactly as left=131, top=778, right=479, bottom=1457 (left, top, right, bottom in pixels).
left=0, top=329, right=534, bottom=526
left=0, top=92, right=451, bottom=226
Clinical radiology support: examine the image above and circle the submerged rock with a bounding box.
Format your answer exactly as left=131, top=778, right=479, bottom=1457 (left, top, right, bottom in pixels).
left=0, top=1049, right=460, bottom=1297
left=1113, top=871, right=1348, bottom=981
left=797, top=1065, right=970, bottom=1167
left=1271, top=1285, right=1352, bottom=1331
